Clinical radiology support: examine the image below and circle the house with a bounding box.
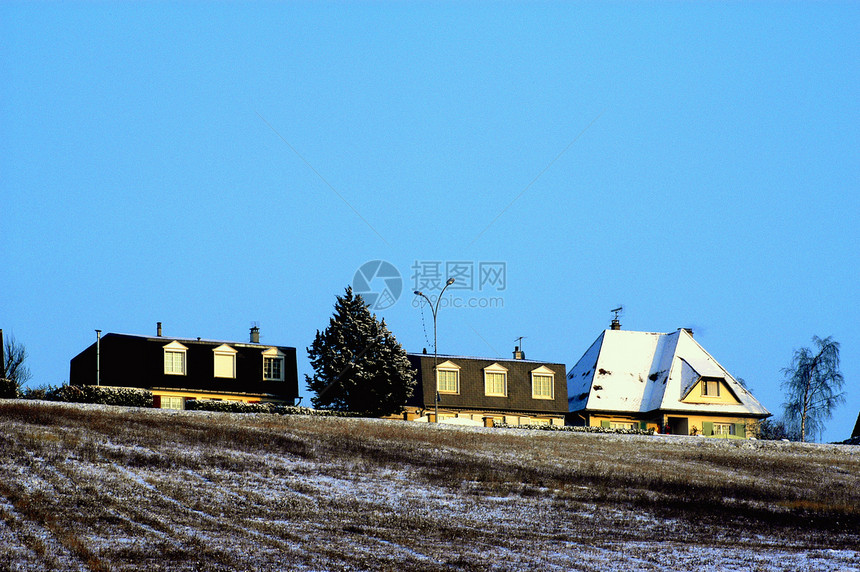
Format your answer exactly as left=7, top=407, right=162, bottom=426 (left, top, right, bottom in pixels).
left=566, top=323, right=770, bottom=437
left=69, top=323, right=299, bottom=409
left=403, top=349, right=567, bottom=426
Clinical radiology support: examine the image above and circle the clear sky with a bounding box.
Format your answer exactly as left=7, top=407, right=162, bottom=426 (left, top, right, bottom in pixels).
left=2, top=2, right=857, bottom=442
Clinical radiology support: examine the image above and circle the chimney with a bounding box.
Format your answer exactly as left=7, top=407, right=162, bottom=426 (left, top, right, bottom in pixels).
left=157, top=322, right=163, bottom=337
left=610, top=318, right=621, bottom=330
left=513, top=346, right=525, bottom=360
left=250, top=326, right=260, bottom=344
left=681, top=327, right=693, bottom=337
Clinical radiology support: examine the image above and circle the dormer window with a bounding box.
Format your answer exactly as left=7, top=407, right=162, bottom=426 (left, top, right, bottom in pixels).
left=531, top=366, right=555, bottom=400
left=484, top=363, right=508, bottom=397
left=701, top=379, right=721, bottom=397
left=436, top=360, right=460, bottom=394
left=213, top=344, right=237, bottom=379
left=263, top=347, right=285, bottom=381
left=163, top=341, right=188, bottom=375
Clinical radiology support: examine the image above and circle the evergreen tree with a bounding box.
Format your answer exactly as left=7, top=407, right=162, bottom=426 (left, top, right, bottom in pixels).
left=307, top=286, right=415, bottom=416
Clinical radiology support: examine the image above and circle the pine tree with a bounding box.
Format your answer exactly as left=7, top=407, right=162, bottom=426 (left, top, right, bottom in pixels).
left=307, top=286, right=416, bottom=417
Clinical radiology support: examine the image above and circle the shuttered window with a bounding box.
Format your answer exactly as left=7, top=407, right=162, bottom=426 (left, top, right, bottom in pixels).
left=213, top=345, right=237, bottom=379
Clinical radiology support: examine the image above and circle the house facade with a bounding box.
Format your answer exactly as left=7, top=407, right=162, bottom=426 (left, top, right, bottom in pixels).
left=567, top=325, right=770, bottom=437
left=69, top=324, right=299, bottom=409
left=404, top=351, right=567, bottom=426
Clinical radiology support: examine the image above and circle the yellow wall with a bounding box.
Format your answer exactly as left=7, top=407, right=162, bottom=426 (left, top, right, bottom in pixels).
left=587, top=414, right=761, bottom=438
left=682, top=380, right=741, bottom=405
left=153, top=390, right=288, bottom=408
left=394, top=408, right=564, bottom=426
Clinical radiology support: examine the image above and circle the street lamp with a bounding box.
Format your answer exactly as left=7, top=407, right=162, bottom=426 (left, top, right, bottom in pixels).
left=414, top=277, right=455, bottom=423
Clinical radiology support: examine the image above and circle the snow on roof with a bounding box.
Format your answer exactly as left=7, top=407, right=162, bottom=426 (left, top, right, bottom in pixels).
left=567, top=329, right=769, bottom=417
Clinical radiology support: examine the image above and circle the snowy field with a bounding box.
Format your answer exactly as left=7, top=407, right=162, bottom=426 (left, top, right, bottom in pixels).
left=0, top=400, right=857, bottom=571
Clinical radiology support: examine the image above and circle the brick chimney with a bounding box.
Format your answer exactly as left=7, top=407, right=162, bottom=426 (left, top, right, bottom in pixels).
left=157, top=322, right=163, bottom=337
left=610, top=318, right=621, bottom=330
left=513, top=346, right=525, bottom=360
left=250, top=326, right=260, bottom=344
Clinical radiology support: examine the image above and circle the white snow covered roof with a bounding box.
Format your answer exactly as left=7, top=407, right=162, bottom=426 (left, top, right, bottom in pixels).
left=567, top=329, right=770, bottom=417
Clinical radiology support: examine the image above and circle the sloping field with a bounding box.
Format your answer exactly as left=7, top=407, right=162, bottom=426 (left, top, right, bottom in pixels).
left=0, top=400, right=858, bottom=571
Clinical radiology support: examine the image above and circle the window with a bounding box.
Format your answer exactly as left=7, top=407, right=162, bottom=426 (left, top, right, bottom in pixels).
left=484, top=363, right=508, bottom=396
left=213, top=344, right=237, bottom=379
left=262, top=348, right=286, bottom=381
left=610, top=421, right=636, bottom=430
left=701, top=379, right=721, bottom=397
left=436, top=361, right=460, bottom=394
left=713, top=423, right=732, bottom=436
left=530, top=366, right=556, bottom=399
left=160, top=396, right=183, bottom=410
left=163, top=341, right=188, bottom=375
left=264, top=357, right=282, bottom=380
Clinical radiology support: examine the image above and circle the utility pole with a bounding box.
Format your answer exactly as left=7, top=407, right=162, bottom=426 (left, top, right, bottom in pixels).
left=95, top=330, right=101, bottom=386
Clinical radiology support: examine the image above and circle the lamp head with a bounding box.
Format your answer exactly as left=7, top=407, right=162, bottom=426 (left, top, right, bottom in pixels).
left=414, top=290, right=422, bottom=296
left=446, top=278, right=455, bottom=286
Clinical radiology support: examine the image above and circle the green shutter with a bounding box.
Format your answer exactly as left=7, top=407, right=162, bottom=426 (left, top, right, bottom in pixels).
left=734, top=423, right=746, bottom=439
left=640, top=421, right=648, bottom=430
left=702, top=421, right=713, bottom=436
left=600, top=420, right=611, bottom=428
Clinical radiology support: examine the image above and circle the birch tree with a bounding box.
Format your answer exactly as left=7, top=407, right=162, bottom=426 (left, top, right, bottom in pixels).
left=781, top=336, right=844, bottom=442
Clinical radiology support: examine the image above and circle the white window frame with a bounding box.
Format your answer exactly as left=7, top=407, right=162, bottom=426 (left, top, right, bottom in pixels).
left=713, top=423, right=733, bottom=436
left=530, top=366, right=555, bottom=400
left=483, top=363, right=508, bottom=397
left=163, top=341, right=188, bottom=376
left=436, top=360, right=460, bottom=394
left=160, top=396, right=184, bottom=410
left=262, top=347, right=285, bottom=381
left=213, top=344, right=237, bottom=379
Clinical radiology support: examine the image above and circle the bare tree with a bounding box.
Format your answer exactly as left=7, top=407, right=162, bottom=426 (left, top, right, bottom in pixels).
left=1, top=331, right=33, bottom=397
left=781, top=336, right=844, bottom=442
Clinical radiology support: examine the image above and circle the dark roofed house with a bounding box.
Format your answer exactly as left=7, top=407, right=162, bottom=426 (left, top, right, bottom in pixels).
left=403, top=349, right=567, bottom=427
left=70, top=324, right=298, bottom=409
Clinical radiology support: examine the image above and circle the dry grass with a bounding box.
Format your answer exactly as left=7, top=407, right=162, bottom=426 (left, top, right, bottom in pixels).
left=0, top=400, right=858, bottom=571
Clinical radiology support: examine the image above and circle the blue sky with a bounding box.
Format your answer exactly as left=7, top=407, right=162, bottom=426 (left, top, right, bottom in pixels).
left=2, top=2, right=857, bottom=442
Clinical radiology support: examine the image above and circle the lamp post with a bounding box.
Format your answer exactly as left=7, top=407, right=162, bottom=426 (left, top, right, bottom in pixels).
left=95, top=329, right=101, bottom=386
left=414, top=277, right=455, bottom=423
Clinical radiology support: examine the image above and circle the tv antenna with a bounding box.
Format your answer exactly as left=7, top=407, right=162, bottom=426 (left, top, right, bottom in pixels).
left=514, top=336, right=526, bottom=350
left=610, top=306, right=623, bottom=329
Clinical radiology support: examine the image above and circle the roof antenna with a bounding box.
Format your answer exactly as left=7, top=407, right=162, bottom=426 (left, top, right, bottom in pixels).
left=610, top=306, right=623, bottom=330
left=513, top=336, right=526, bottom=360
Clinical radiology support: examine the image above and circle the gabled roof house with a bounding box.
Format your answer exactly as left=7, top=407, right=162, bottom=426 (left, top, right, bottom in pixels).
left=70, top=323, right=298, bottom=409
left=567, top=325, right=770, bottom=437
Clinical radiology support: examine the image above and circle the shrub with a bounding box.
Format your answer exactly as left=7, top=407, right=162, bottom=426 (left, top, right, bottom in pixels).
left=184, top=398, right=359, bottom=417
left=494, top=422, right=654, bottom=436
left=41, top=384, right=153, bottom=408
left=0, top=377, right=19, bottom=399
